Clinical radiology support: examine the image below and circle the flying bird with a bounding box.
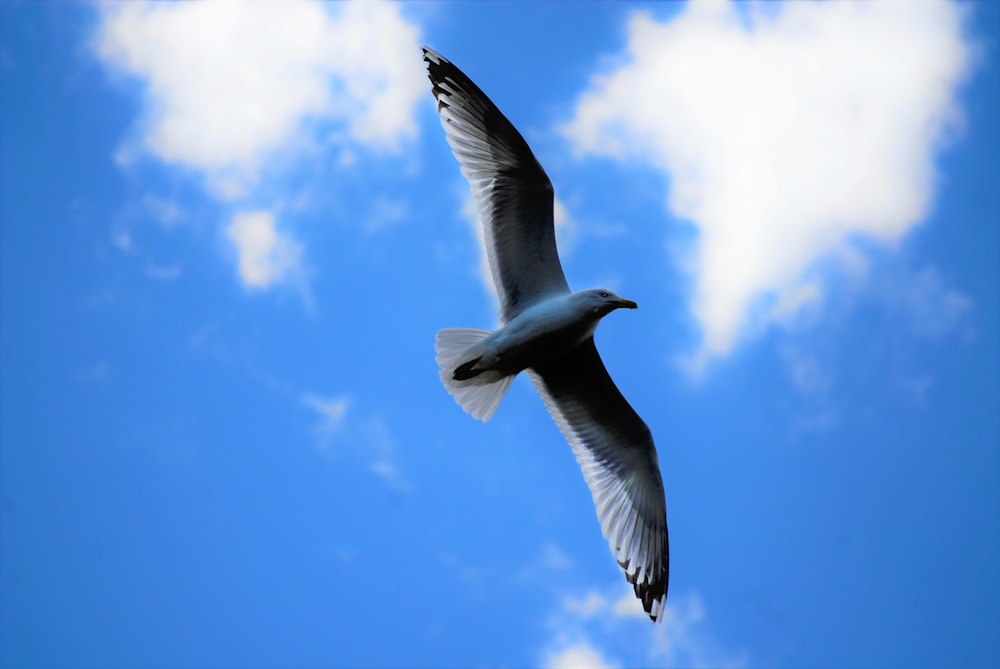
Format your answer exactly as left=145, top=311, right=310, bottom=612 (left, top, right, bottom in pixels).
left=424, top=47, right=669, bottom=622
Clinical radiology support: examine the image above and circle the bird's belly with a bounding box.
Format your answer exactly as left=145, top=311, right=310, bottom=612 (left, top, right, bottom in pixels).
left=483, top=313, right=595, bottom=374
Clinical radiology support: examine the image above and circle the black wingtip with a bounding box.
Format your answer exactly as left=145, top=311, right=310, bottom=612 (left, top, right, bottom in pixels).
left=421, top=45, right=437, bottom=64
left=624, top=539, right=669, bottom=623
left=421, top=46, right=456, bottom=111
left=422, top=46, right=451, bottom=76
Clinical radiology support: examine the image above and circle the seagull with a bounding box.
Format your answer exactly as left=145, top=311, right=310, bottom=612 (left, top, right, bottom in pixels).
left=425, top=47, right=669, bottom=622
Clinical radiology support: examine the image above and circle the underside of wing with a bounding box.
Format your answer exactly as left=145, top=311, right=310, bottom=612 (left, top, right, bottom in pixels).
left=529, top=339, right=669, bottom=621
left=423, top=47, right=570, bottom=321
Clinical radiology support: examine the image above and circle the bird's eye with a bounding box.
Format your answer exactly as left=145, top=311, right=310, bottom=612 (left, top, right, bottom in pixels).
left=600, top=291, right=609, bottom=298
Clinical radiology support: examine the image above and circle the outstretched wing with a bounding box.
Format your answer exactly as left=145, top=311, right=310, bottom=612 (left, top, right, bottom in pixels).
left=424, top=47, right=570, bottom=322
left=529, top=339, right=669, bottom=621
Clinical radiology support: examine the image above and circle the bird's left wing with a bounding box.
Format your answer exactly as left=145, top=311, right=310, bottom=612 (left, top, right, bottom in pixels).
left=424, top=47, right=570, bottom=322
left=529, top=339, right=669, bottom=621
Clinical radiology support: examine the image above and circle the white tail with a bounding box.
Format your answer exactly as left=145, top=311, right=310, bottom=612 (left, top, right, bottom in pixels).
left=435, top=328, right=514, bottom=422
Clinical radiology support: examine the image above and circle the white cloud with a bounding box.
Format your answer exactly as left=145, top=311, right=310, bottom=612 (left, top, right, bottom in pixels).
left=226, top=211, right=302, bottom=289
left=94, top=1, right=424, bottom=299
left=94, top=1, right=425, bottom=198
left=610, top=589, right=650, bottom=619
left=562, top=0, right=972, bottom=369
left=544, top=641, right=619, bottom=669
left=542, top=585, right=746, bottom=669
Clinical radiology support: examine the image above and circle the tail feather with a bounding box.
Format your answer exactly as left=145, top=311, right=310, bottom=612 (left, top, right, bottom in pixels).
left=435, top=328, right=514, bottom=422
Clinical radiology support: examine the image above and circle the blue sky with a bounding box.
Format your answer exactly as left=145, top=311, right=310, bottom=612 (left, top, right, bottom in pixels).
left=1, top=1, right=998, bottom=667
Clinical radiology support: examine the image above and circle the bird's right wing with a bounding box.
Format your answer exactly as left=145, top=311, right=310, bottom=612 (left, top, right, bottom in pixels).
left=424, top=47, right=570, bottom=322
left=529, top=339, right=669, bottom=621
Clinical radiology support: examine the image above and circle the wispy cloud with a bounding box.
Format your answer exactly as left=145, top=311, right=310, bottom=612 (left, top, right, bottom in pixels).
left=301, top=392, right=351, bottom=437
left=140, top=194, right=185, bottom=230
left=542, top=584, right=746, bottom=669
left=301, top=393, right=410, bottom=493
left=645, top=591, right=746, bottom=667
left=562, top=591, right=609, bottom=619
left=897, top=373, right=934, bottom=408
left=365, top=196, right=409, bottom=234
left=886, top=264, right=974, bottom=341
left=863, top=264, right=971, bottom=411
left=781, top=345, right=839, bottom=433
left=73, top=360, right=112, bottom=388
left=563, top=0, right=972, bottom=369
left=782, top=347, right=832, bottom=397
left=226, top=210, right=303, bottom=290
left=359, top=416, right=410, bottom=493
left=106, top=193, right=188, bottom=286
left=515, top=541, right=573, bottom=583
left=110, top=192, right=188, bottom=256
left=144, top=262, right=182, bottom=282
left=778, top=259, right=972, bottom=425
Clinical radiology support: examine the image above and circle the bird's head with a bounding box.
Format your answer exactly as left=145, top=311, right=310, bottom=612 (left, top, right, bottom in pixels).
left=577, top=288, right=638, bottom=316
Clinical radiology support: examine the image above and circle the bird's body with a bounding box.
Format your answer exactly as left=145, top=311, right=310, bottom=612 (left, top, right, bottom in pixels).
left=424, top=47, right=670, bottom=622
left=451, top=290, right=637, bottom=380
